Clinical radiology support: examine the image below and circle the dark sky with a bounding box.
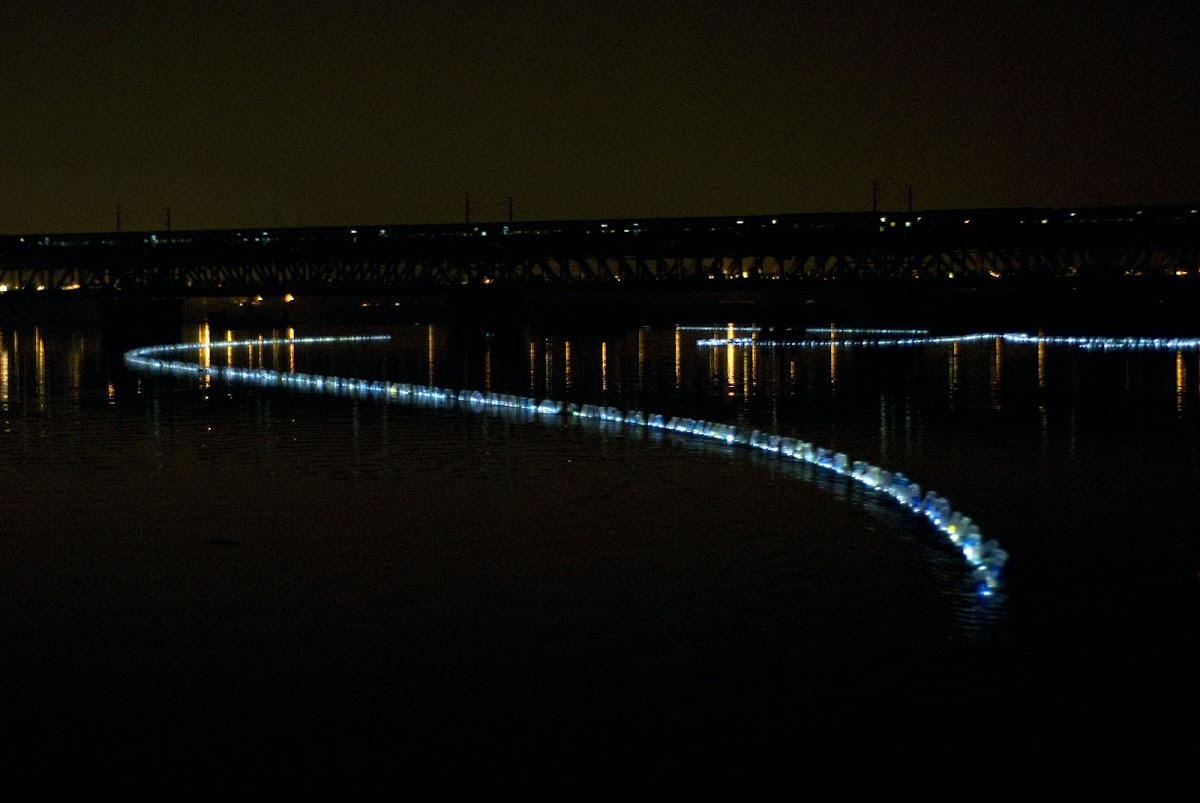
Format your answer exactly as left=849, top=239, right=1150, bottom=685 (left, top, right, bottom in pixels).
left=2, top=0, right=1197, bottom=233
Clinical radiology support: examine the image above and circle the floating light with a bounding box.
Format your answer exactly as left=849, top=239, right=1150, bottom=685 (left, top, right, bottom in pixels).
left=699, top=330, right=1200, bottom=352
left=124, top=331, right=1011, bottom=597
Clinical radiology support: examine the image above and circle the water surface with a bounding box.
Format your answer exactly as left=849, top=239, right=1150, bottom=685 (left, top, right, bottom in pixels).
left=2, top=317, right=1197, bottom=786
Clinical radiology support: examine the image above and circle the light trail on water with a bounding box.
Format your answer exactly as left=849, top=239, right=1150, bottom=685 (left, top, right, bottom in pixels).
left=126, top=332, right=1013, bottom=599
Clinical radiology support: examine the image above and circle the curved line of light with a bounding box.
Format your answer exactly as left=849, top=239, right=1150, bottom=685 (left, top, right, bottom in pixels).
left=699, top=332, right=1200, bottom=350
left=124, top=334, right=1010, bottom=597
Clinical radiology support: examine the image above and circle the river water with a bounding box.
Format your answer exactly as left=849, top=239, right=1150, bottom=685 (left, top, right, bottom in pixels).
left=2, top=306, right=1198, bottom=788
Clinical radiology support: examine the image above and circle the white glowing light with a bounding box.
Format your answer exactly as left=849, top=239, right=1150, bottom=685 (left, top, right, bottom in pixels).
left=698, top=334, right=995, bottom=349
left=699, top=330, right=1200, bottom=353
left=803, top=327, right=929, bottom=336
left=124, top=330, right=1012, bottom=597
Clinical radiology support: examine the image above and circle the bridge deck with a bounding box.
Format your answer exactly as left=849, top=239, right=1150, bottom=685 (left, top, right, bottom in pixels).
left=1, top=206, right=1197, bottom=293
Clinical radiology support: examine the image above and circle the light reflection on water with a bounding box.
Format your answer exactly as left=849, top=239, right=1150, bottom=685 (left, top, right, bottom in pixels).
left=130, top=323, right=1200, bottom=608
left=3, top=318, right=1200, bottom=774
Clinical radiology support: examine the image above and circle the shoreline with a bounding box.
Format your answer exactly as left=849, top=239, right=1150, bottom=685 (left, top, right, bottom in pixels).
left=2, top=278, right=1199, bottom=335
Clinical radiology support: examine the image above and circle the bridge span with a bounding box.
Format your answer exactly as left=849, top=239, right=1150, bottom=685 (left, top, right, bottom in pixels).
left=1, top=206, right=1197, bottom=295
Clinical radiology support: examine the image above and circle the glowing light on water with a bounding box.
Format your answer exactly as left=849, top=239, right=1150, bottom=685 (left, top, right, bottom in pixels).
left=529, top=341, right=536, bottom=393
left=674, top=328, right=681, bottom=388
left=726, top=338, right=736, bottom=395
left=486, top=342, right=494, bottom=392
left=124, top=332, right=1011, bottom=597
left=698, top=331, right=1200, bottom=352
left=1038, top=339, right=1046, bottom=388
left=829, top=336, right=837, bottom=389
left=698, top=334, right=997, bottom=348
left=1177, top=350, right=1185, bottom=414
left=675, top=325, right=762, bottom=333
left=803, top=327, right=929, bottom=336
left=1002, top=333, right=1200, bottom=351
left=427, top=325, right=435, bottom=387
left=601, top=341, right=608, bottom=392
left=992, top=336, right=1003, bottom=406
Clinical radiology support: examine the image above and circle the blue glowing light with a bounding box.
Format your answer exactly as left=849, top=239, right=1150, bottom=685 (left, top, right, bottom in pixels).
left=125, top=331, right=1012, bottom=597
left=698, top=329, right=1200, bottom=351
left=675, top=324, right=763, bottom=333
left=802, top=327, right=930, bottom=336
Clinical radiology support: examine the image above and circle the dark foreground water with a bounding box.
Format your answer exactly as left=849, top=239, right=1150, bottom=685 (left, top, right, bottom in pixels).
left=2, top=308, right=1198, bottom=789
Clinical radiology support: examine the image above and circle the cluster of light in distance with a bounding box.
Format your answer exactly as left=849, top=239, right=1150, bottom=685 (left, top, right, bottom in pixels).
left=803, top=327, right=930, bottom=336
left=698, top=331, right=1200, bottom=351
left=675, top=325, right=762, bottom=332
left=698, top=333, right=995, bottom=348
left=1000, top=333, right=1200, bottom=351
left=125, top=334, right=1008, bottom=597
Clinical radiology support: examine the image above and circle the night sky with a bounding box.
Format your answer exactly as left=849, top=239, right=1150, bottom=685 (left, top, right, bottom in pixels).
left=2, top=0, right=1197, bottom=234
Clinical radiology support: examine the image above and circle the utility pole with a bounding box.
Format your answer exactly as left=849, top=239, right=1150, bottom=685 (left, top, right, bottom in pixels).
left=906, top=184, right=913, bottom=214
left=507, top=196, right=514, bottom=224
left=116, top=205, right=122, bottom=233
left=165, top=207, right=172, bottom=232
left=872, top=181, right=881, bottom=214
left=465, top=193, right=471, bottom=225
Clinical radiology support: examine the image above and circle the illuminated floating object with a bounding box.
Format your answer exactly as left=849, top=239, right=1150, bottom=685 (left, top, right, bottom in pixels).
left=698, top=331, right=1200, bottom=352
left=803, top=327, right=930, bottom=336
left=124, top=332, right=1008, bottom=598
left=697, top=334, right=996, bottom=348
left=1001, top=333, right=1200, bottom=351
left=676, top=324, right=758, bottom=331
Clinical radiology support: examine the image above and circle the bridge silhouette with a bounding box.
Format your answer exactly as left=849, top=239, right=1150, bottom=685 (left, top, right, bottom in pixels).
left=1, top=206, right=1197, bottom=295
